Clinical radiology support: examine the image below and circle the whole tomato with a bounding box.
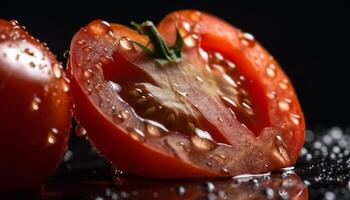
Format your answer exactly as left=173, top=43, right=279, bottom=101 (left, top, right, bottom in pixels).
left=0, top=19, right=71, bottom=191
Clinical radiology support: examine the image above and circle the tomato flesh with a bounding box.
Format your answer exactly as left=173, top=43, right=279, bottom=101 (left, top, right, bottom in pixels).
left=69, top=10, right=305, bottom=178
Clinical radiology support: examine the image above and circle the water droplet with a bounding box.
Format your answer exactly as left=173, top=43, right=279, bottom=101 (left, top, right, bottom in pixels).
left=75, top=125, right=87, bottom=136
left=89, top=20, right=112, bottom=36
left=264, top=187, right=275, bottom=199
left=241, top=101, right=254, bottom=115
left=52, top=64, right=62, bottom=79
left=189, top=11, right=202, bottom=22
left=48, top=134, right=56, bottom=144
left=275, top=135, right=290, bottom=163
left=108, top=81, right=121, bottom=93
left=174, top=186, right=186, bottom=196
left=10, top=20, right=19, bottom=26
left=77, top=39, right=85, bottom=45
left=130, top=128, right=145, bottom=142
left=62, top=80, right=70, bottom=92
left=0, top=34, right=6, bottom=40
left=191, top=135, right=216, bottom=151
left=179, top=22, right=191, bottom=36
left=184, top=34, right=198, bottom=47
left=221, top=96, right=238, bottom=107
left=63, top=50, right=70, bottom=59
left=51, top=128, right=59, bottom=135
left=200, top=181, right=215, bottom=193
left=120, top=110, right=130, bottom=120
left=279, top=81, right=288, bottom=90
left=31, top=95, right=41, bottom=111
left=267, top=91, right=276, bottom=99
left=99, top=55, right=110, bottom=64
left=278, top=99, right=291, bottom=111
left=266, top=63, right=276, bottom=77
left=240, top=32, right=255, bottom=47
left=83, top=46, right=92, bottom=53
left=63, top=150, right=73, bottom=162
left=289, top=113, right=301, bottom=125
left=146, top=124, right=161, bottom=137
left=119, top=37, right=134, bottom=50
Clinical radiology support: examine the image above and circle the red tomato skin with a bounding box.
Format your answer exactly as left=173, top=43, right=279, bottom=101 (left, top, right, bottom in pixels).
left=0, top=19, right=72, bottom=191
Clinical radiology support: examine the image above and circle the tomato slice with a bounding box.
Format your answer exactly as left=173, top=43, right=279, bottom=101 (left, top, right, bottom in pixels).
left=69, top=10, right=305, bottom=178
left=0, top=19, right=72, bottom=190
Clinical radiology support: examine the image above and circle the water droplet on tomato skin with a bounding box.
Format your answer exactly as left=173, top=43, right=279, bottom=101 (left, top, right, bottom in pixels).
left=274, top=135, right=291, bottom=163
left=87, top=20, right=113, bottom=36
left=52, top=63, right=62, bottom=79
left=119, top=37, right=134, bottom=50
left=120, top=110, right=130, bottom=120
left=278, top=99, right=292, bottom=111
left=190, top=11, right=202, bottom=22
left=184, top=34, right=198, bottom=47
left=129, top=128, right=145, bottom=142
left=47, top=134, right=56, bottom=144
left=31, top=95, right=41, bottom=111
left=289, top=113, right=301, bottom=125
left=240, top=32, right=256, bottom=47
left=83, top=46, right=92, bottom=53
left=266, top=63, right=276, bottom=78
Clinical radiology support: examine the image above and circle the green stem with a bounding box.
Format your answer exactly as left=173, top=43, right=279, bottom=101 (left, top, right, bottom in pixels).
left=131, top=21, right=182, bottom=65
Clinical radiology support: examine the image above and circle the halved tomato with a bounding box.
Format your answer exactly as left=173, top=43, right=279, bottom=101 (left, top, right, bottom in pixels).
left=68, top=10, right=305, bottom=178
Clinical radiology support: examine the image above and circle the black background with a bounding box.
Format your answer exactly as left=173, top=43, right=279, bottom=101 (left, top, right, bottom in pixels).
left=2, top=0, right=347, bottom=128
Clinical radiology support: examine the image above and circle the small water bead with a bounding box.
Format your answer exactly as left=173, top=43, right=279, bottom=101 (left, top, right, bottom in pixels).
left=63, top=50, right=70, bottom=59
left=191, top=135, right=216, bottom=151
left=119, top=37, right=134, bottom=50
left=289, top=113, right=301, bottom=125
left=31, top=95, right=41, bottom=111
left=200, top=181, right=215, bottom=193
left=63, top=150, right=73, bottom=162
left=75, top=126, right=87, bottom=137
left=190, top=11, right=202, bottom=22
left=240, top=32, right=256, bottom=47
left=47, top=134, right=56, bottom=144
left=120, top=110, right=130, bottom=120
left=89, top=20, right=112, bottom=36
left=0, top=34, right=6, bottom=40
left=184, top=34, right=198, bottom=47
left=23, top=48, right=34, bottom=56
left=51, top=128, right=58, bottom=135
left=279, top=80, right=288, bottom=90
left=278, top=99, right=291, bottom=111
left=83, top=46, right=92, bottom=53
left=99, top=55, right=111, bottom=64
left=179, top=22, right=191, bottom=36
left=129, top=128, right=145, bottom=142
left=263, top=187, right=275, bottom=199
left=62, top=80, right=70, bottom=93
left=108, top=81, right=121, bottom=93
left=77, top=39, right=86, bottom=45
left=267, top=91, right=276, bottom=99
left=241, top=101, right=254, bottom=115
left=52, top=64, right=62, bottom=79
left=275, top=135, right=290, bottom=162
left=146, top=124, right=161, bottom=137
left=266, top=63, right=276, bottom=77
left=175, top=186, right=186, bottom=196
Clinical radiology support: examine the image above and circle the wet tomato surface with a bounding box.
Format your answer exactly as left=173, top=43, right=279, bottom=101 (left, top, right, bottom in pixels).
left=68, top=10, right=305, bottom=178
left=0, top=19, right=71, bottom=190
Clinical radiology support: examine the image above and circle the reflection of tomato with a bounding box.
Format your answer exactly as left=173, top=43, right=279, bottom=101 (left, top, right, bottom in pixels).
left=0, top=19, right=71, bottom=191
left=69, top=10, right=305, bottom=178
